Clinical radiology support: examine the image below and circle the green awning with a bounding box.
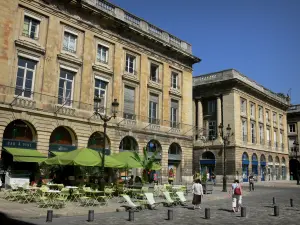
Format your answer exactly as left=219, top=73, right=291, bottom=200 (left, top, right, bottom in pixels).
left=44, top=148, right=125, bottom=168
left=4, top=147, right=47, bottom=163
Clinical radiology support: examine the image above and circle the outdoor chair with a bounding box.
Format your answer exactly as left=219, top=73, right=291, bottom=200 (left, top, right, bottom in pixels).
left=136, top=187, right=148, bottom=199
left=35, top=190, right=52, bottom=208
left=162, top=191, right=177, bottom=207
left=144, top=193, right=163, bottom=209
left=120, top=195, right=144, bottom=211
left=175, top=191, right=187, bottom=206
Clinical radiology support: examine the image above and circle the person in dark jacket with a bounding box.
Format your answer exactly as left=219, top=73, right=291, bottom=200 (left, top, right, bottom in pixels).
left=249, top=173, right=255, bottom=191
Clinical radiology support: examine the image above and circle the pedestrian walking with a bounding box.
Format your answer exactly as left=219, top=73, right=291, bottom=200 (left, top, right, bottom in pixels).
left=192, top=179, right=204, bottom=210
left=211, top=173, right=216, bottom=186
left=231, top=179, right=242, bottom=213
left=249, top=173, right=254, bottom=191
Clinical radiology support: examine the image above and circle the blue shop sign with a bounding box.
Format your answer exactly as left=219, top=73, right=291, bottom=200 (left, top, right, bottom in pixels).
left=2, top=139, right=37, bottom=149
left=49, top=144, right=77, bottom=152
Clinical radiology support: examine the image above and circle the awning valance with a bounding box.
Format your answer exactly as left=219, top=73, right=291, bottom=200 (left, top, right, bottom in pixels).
left=4, top=147, right=47, bottom=163
left=49, top=151, right=67, bottom=156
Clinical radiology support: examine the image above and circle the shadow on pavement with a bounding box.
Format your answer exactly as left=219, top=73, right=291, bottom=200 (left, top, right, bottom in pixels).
left=0, top=212, right=36, bottom=225
left=218, top=208, right=233, bottom=213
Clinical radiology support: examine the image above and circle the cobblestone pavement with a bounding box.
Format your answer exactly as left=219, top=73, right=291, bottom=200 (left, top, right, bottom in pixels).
left=16, top=185, right=300, bottom=225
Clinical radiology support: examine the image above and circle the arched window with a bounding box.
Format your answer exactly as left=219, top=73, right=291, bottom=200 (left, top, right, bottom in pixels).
left=168, top=143, right=181, bottom=155
left=88, top=132, right=110, bottom=149
left=119, top=136, right=138, bottom=151
left=50, top=126, right=74, bottom=145
left=146, top=140, right=161, bottom=153
left=242, top=152, right=249, bottom=161
left=202, top=151, right=215, bottom=160
left=3, top=120, right=35, bottom=141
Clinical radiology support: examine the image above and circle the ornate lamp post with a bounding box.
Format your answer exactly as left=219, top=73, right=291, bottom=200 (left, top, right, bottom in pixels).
left=94, top=96, right=119, bottom=191
left=292, top=140, right=299, bottom=185
left=218, top=123, right=232, bottom=192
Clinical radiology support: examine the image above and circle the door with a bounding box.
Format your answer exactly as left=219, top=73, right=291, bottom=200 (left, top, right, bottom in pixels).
left=261, top=166, right=266, bottom=181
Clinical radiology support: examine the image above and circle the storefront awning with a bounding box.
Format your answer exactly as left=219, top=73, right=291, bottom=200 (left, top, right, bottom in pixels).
left=4, top=147, right=47, bottom=163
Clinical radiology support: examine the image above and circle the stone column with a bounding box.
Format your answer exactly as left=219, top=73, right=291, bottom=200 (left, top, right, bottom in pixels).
left=217, top=96, right=222, bottom=137
left=197, top=99, right=203, bottom=138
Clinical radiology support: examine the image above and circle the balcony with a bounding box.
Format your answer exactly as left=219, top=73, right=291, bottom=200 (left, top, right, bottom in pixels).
left=281, top=143, right=284, bottom=151
left=84, top=0, right=193, bottom=54
left=274, top=142, right=278, bottom=149
left=251, top=137, right=256, bottom=144
left=169, top=85, right=181, bottom=97
left=148, top=77, right=162, bottom=90
left=267, top=140, right=271, bottom=148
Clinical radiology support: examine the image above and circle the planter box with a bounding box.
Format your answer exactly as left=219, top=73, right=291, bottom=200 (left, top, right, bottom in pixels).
left=203, top=182, right=213, bottom=194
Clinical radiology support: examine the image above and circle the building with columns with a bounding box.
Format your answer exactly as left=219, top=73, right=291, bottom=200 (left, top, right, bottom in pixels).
left=0, top=0, right=200, bottom=183
left=193, top=69, right=290, bottom=182
left=287, top=104, right=300, bottom=178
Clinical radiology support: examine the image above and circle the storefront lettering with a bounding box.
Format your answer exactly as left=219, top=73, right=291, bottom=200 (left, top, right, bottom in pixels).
left=2, top=139, right=36, bottom=149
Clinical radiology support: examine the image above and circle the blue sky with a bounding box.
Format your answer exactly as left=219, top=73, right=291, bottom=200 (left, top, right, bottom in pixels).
left=110, top=0, right=300, bottom=104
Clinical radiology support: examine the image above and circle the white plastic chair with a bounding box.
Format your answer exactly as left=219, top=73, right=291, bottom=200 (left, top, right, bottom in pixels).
left=144, top=192, right=163, bottom=209
left=176, top=191, right=187, bottom=205
left=163, top=192, right=176, bottom=206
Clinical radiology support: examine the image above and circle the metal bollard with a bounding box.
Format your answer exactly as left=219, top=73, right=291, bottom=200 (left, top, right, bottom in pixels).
left=290, top=199, right=294, bottom=207
left=168, top=209, right=173, bottom=220
left=88, top=210, right=94, bottom=222
left=129, top=210, right=134, bottom=221
left=241, top=207, right=246, bottom=217
left=205, top=208, right=210, bottom=219
left=46, top=210, right=53, bottom=222
left=274, top=205, right=279, bottom=216
left=273, top=197, right=276, bottom=205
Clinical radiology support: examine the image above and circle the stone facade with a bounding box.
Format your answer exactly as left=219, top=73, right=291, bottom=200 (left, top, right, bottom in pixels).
left=193, top=69, right=290, bottom=182
left=0, top=0, right=200, bottom=183
left=287, top=104, right=300, bottom=177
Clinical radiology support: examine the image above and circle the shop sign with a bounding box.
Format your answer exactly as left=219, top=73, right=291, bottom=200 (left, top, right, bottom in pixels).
left=2, top=139, right=36, bottom=149
left=49, top=144, right=77, bottom=152
left=90, top=148, right=111, bottom=155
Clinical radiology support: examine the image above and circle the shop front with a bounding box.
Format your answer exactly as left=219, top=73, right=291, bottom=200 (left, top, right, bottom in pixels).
left=168, top=143, right=182, bottom=184
left=146, top=140, right=162, bottom=183
left=281, top=157, right=286, bottom=180
left=275, top=156, right=280, bottom=180
left=252, top=153, right=258, bottom=178
left=268, top=155, right=274, bottom=181
left=1, top=119, right=47, bottom=187
left=199, top=151, right=215, bottom=179
left=260, top=154, right=266, bottom=181
left=242, top=152, right=249, bottom=182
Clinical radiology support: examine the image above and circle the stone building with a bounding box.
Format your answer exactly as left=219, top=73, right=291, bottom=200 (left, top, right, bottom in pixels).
left=193, top=69, right=290, bottom=182
left=0, top=0, right=200, bottom=183
left=287, top=104, right=300, bottom=178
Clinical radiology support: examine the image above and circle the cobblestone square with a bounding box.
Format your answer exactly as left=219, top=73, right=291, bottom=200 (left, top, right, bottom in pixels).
left=9, top=184, right=299, bottom=225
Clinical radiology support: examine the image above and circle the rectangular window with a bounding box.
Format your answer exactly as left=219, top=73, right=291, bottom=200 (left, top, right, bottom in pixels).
left=258, top=106, right=263, bottom=121
left=279, top=115, right=283, bottom=125
left=94, top=78, right=108, bottom=113
left=149, top=93, right=159, bottom=124
left=58, top=69, right=75, bottom=106
left=150, top=63, right=159, bottom=82
left=63, top=31, right=77, bottom=53
left=171, top=72, right=179, bottom=89
left=97, top=45, right=109, bottom=64
left=15, top=56, right=37, bottom=98
left=273, top=112, right=277, bottom=124
left=170, top=99, right=179, bottom=128
left=208, top=100, right=216, bottom=113
left=289, top=124, right=296, bottom=133
left=251, top=123, right=256, bottom=143
left=274, top=130, right=277, bottom=147
left=125, top=54, right=136, bottom=74
left=240, top=98, right=246, bottom=114
left=259, top=124, right=264, bottom=144
left=266, top=111, right=270, bottom=122
left=208, top=121, right=216, bottom=140
left=250, top=103, right=255, bottom=118
left=22, top=15, right=40, bottom=39
left=266, top=128, right=271, bottom=145
left=123, top=86, right=135, bottom=120
left=280, top=131, right=283, bottom=144
left=242, top=120, right=247, bottom=142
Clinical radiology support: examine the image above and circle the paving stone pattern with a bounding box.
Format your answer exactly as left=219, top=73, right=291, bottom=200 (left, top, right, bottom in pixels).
left=20, top=186, right=300, bottom=225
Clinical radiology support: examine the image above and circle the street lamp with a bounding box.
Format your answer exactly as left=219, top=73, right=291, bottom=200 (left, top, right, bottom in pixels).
left=94, top=96, right=119, bottom=192
left=292, top=140, right=299, bottom=185
left=218, top=123, right=232, bottom=192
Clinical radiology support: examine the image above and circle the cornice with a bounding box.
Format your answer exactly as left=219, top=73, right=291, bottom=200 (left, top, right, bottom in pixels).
left=15, top=39, right=46, bottom=55
left=21, top=0, right=193, bottom=73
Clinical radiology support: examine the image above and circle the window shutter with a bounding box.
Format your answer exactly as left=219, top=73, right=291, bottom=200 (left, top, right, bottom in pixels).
left=124, top=86, right=135, bottom=114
